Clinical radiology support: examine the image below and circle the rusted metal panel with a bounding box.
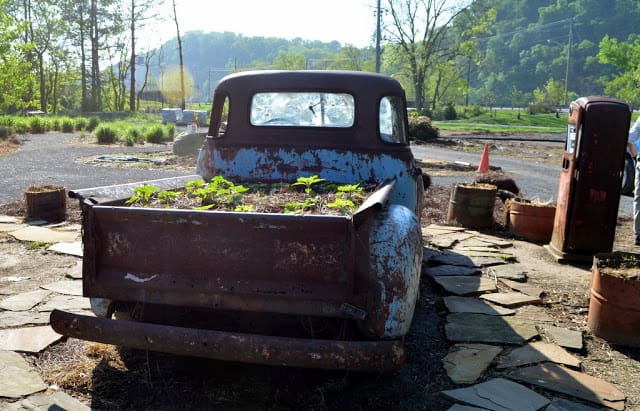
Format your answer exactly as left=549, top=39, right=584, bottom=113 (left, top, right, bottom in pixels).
left=82, top=205, right=357, bottom=316
left=50, top=309, right=405, bottom=372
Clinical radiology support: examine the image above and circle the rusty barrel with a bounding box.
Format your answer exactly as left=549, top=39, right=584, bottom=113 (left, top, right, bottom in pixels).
left=508, top=201, right=556, bottom=243
left=588, top=252, right=640, bottom=348
left=24, top=184, right=66, bottom=222
left=447, top=183, right=496, bottom=228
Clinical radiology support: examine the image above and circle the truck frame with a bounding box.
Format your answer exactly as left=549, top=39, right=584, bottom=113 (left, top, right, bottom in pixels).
left=51, top=71, right=425, bottom=372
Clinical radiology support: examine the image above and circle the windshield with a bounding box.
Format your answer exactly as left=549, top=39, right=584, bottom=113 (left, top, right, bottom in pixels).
left=250, top=92, right=355, bottom=128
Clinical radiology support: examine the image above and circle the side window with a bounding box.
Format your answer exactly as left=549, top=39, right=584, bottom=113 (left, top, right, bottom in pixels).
left=379, top=96, right=407, bottom=144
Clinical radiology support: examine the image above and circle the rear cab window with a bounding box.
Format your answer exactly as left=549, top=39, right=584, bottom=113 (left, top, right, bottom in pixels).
left=250, top=92, right=354, bottom=128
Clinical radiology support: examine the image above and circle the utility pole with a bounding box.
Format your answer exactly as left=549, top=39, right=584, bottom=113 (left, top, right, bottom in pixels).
left=375, top=0, right=381, bottom=73
left=563, top=18, right=572, bottom=106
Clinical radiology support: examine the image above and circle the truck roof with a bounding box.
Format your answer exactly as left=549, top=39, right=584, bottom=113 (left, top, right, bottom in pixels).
left=216, top=70, right=406, bottom=95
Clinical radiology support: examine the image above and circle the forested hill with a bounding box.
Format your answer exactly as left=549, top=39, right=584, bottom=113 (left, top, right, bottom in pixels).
left=149, top=31, right=347, bottom=101
left=466, top=0, right=640, bottom=104
left=149, top=0, right=640, bottom=106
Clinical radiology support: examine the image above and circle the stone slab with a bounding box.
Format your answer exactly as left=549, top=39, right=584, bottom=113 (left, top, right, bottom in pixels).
left=499, top=278, right=545, bottom=297
left=0, top=215, right=19, bottom=223
left=433, top=276, right=497, bottom=296
left=0, top=326, right=62, bottom=352
left=497, top=341, right=581, bottom=369
left=441, top=377, right=550, bottom=411
left=422, top=247, right=442, bottom=263
left=66, top=260, right=83, bottom=279
left=443, top=343, right=503, bottom=384
left=13, top=391, right=91, bottom=411
left=423, top=224, right=467, bottom=235
left=36, top=295, right=91, bottom=312
left=546, top=398, right=602, bottom=411
left=429, top=232, right=475, bottom=248
left=0, top=350, right=47, bottom=398
left=447, top=405, right=487, bottom=411
left=9, top=226, right=78, bottom=243
left=486, top=264, right=528, bottom=282
left=539, top=324, right=583, bottom=350
left=0, top=223, right=25, bottom=233
left=41, top=280, right=82, bottom=296
left=48, top=241, right=83, bottom=257
left=467, top=235, right=513, bottom=248
left=508, top=363, right=626, bottom=410
left=445, top=312, right=538, bottom=345
left=0, top=290, right=51, bottom=311
left=443, top=296, right=515, bottom=316
left=0, top=311, right=51, bottom=327
left=431, top=250, right=478, bottom=268
left=423, top=265, right=479, bottom=277
left=480, top=292, right=542, bottom=308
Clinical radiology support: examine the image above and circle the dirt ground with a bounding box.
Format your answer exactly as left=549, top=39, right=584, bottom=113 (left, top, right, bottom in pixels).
left=1, top=135, right=639, bottom=409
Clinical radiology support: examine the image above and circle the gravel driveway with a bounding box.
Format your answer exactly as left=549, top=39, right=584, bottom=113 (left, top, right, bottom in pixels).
left=0, top=133, right=194, bottom=204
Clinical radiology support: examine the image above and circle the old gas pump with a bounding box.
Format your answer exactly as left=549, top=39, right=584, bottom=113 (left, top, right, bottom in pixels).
left=546, top=97, right=630, bottom=262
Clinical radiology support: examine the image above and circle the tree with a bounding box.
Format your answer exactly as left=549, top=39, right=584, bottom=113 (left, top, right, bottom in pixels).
left=0, top=0, right=36, bottom=112
left=597, top=34, right=640, bottom=107
left=171, top=0, right=185, bottom=110
left=382, top=0, right=471, bottom=111
left=127, top=0, right=160, bottom=112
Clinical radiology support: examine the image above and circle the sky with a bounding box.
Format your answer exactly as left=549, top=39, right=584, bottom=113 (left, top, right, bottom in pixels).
left=149, top=0, right=378, bottom=48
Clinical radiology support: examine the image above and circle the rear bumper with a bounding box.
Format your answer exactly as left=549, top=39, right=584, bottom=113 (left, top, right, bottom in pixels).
left=50, top=309, right=405, bottom=372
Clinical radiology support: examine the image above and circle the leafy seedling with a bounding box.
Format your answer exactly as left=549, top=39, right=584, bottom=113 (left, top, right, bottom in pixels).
left=292, top=175, right=325, bottom=195
left=126, top=184, right=160, bottom=206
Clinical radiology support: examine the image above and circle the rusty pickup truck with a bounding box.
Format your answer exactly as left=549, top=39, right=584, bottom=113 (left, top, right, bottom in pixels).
left=51, top=70, right=425, bottom=372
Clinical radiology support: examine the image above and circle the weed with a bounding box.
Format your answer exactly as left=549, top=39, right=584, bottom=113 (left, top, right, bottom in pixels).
left=192, top=176, right=249, bottom=208
left=284, top=196, right=322, bottom=214
left=125, top=184, right=160, bottom=206
left=157, top=190, right=178, bottom=206
left=292, top=175, right=325, bottom=195
left=326, top=198, right=356, bottom=214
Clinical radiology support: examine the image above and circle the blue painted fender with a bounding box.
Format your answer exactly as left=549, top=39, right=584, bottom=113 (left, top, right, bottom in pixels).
left=358, top=204, right=422, bottom=339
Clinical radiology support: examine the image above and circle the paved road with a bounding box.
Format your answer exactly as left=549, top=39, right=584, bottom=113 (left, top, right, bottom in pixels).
left=411, top=144, right=633, bottom=217
left=0, top=133, right=193, bottom=204
left=1, top=133, right=632, bottom=216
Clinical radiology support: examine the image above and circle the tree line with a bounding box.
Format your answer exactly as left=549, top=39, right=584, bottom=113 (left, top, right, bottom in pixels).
left=1, top=0, right=639, bottom=116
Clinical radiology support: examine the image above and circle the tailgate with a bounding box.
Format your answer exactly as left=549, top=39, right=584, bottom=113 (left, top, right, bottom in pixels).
left=82, top=204, right=356, bottom=317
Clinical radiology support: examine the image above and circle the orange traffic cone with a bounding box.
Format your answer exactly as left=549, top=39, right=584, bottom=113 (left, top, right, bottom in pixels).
left=477, top=144, right=490, bottom=173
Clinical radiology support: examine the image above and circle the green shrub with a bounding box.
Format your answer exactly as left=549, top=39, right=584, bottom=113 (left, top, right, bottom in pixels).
left=13, top=119, right=28, bottom=134
left=458, top=105, right=488, bottom=119
left=87, top=116, right=100, bottom=132
left=51, top=118, right=61, bottom=131
left=408, top=115, right=439, bottom=141
left=526, top=103, right=555, bottom=114
left=29, top=116, right=46, bottom=133
left=0, top=126, right=12, bottom=139
left=144, top=125, right=166, bottom=144
left=0, top=116, right=15, bottom=128
left=165, top=123, right=176, bottom=140
left=94, top=124, right=118, bottom=144
left=75, top=117, right=88, bottom=131
left=61, top=117, right=75, bottom=133
left=442, top=103, right=457, bottom=120
left=124, top=127, right=143, bottom=146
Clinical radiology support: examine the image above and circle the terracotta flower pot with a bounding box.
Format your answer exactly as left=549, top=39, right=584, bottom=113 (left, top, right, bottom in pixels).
left=507, top=200, right=556, bottom=243
left=24, top=184, right=66, bottom=222
left=588, top=252, right=640, bottom=348
left=447, top=183, right=497, bottom=228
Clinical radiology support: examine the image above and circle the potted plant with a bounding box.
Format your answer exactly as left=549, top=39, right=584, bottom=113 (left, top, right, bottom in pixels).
left=504, top=198, right=556, bottom=243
